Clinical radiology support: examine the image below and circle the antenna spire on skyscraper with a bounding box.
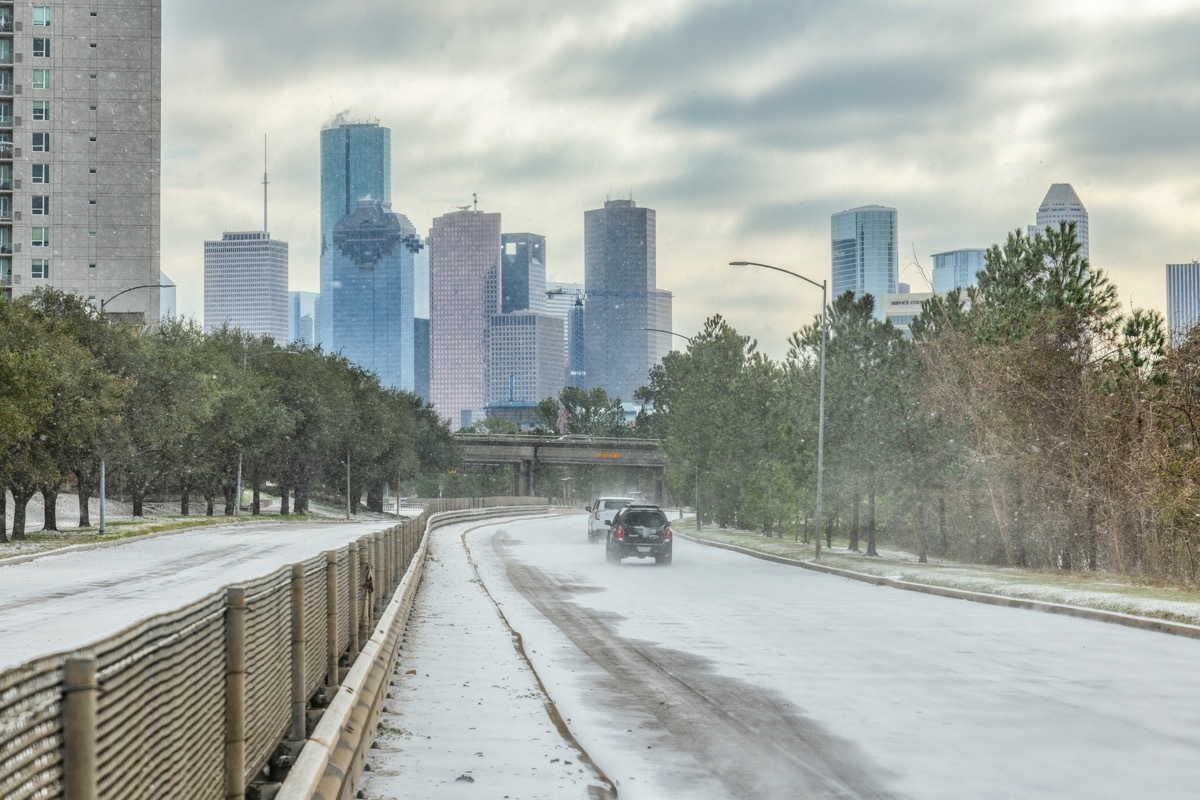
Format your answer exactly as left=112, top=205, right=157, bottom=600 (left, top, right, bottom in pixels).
left=262, top=134, right=269, bottom=233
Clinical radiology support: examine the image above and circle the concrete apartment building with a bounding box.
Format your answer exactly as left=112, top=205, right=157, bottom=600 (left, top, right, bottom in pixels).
left=0, top=1, right=162, bottom=323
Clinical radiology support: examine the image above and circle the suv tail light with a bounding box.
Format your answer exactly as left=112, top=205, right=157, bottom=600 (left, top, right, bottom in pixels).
left=616, top=526, right=624, bottom=541
left=594, top=510, right=600, bottom=520
left=664, top=526, right=671, bottom=541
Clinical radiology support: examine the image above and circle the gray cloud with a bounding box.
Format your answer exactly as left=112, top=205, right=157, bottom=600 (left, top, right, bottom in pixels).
left=160, top=0, right=1200, bottom=358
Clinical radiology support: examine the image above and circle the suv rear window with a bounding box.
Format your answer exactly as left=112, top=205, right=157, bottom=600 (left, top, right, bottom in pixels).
left=622, top=510, right=667, bottom=527
left=602, top=499, right=629, bottom=510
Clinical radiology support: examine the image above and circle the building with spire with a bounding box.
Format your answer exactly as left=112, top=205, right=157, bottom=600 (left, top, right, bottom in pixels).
left=1028, top=183, right=1089, bottom=261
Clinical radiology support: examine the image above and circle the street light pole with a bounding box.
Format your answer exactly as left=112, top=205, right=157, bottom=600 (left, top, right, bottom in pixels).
left=730, top=261, right=827, bottom=559
left=98, top=458, right=106, bottom=534
left=99, top=284, right=171, bottom=314
left=642, top=327, right=703, bottom=530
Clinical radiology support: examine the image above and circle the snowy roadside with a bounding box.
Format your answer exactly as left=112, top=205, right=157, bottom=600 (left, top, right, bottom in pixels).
left=1, top=489, right=409, bottom=560
left=358, top=515, right=614, bottom=800
left=682, top=518, right=1200, bottom=628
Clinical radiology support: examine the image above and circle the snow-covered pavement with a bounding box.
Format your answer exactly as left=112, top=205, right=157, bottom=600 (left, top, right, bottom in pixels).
left=359, top=515, right=614, bottom=799
left=0, top=518, right=398, bottom=670
left=362, top=512, right=1200, bottom=800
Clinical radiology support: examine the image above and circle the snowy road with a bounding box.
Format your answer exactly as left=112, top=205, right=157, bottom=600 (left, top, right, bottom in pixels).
left=0, top=519, right=398, bottom=670
left=372, top=513, right=1200, bottom=800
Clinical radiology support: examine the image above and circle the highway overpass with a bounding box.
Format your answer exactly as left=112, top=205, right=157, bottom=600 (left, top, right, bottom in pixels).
left=454, top=434, right=667, bottom=497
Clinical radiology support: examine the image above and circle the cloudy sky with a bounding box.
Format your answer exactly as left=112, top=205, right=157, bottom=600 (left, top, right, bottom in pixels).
left=163, top=0, right=1200, bottom=360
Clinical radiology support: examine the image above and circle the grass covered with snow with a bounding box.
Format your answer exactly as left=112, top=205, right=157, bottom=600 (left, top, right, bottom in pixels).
left=681, top=518, right=1200, bottom=627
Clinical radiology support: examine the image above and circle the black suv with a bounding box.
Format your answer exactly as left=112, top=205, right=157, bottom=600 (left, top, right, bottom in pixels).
left=606, top=504, right=672, bottom=565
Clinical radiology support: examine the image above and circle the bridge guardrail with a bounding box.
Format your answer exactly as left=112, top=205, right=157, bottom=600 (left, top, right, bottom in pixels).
left=0, top=497, right=546, bottom=800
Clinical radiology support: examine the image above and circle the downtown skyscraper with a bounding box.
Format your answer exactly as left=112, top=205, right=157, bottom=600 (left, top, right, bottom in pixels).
left=203, top=231, right=289, bottom=341
left=831, top=205, right=898, bottom=318
left=325, top=200, right=421, bottom=391
left=1029, top=183, right=1089, bottom=261
left=319, top=120, right=390, bottom=346
left=0, top=1, right=161, bottom=323
left=428, top=207, right=501, bottom=429
left=583, top=198, right=672, bottom=403
left=1166, top=261, right=1200, bottom=346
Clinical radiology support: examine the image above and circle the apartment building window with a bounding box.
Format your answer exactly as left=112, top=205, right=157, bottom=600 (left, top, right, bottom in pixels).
left=32, top=69, right=50, bottom=90
left=31, top=258, right=49, bottom=279
left=31, top=227, right=49, bottom=247
left=32, top=101, right=50, bottom=121
left=31, top=132, right=48, bottom=152
left=31, top=164, right=49, bottom=183
left=33, top=7, right=51, bottom=27
left=33, top=38, right=50, bottom=58
left=31, top=195, right=48, bottom=215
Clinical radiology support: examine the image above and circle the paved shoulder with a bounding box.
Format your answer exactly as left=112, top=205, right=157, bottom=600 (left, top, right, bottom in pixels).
left=359, top=516, right=613, bottom=799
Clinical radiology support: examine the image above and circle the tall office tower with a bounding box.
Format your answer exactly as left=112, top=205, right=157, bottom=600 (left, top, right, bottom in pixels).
left=1028, top=183, right=1089, bottom=261
left=319, top=120, right=390, bottom=344
left=831, top=205, right=898, bottom=318
left=428, top=207, right=502, bottom=428
left=413, top=247, right=430, bottom=401
left=326, top=200, right=421, bottom=391
left=583, top=198, right=671, bottom=402
left=546, top=281, right=585, bottom=387
left=500, top=232, right=547, bottom=313
left=1166, top=261, right=1200, bottom=346
left=486, top=231, right=559, bottom=425
left=289, top=290, right=318, bottom=346
left=0, top=1, right=161, bottom=322
left=931, top=249, right=986, bottom=293
left=203, top=231, right=289, bottom=341
left=486, top=312, right=565, bottom=410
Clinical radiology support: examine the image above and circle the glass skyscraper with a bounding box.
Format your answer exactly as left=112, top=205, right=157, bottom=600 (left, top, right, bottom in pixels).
left=583, top=198, right=671, bottom=403
left=319, top=121, right=391, bottom=345
left=1167, top=261, right=1200, bottom=346
left=931, top=249, right=986, bottom=293
left=501, top=232, right=547, bottom=314
left=326, top=201, right=421, bottom=391
left=831, top=205, right=898, bottom=318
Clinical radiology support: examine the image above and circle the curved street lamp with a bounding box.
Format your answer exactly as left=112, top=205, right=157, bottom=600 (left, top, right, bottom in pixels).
left=730, top=261, right=827, bottom=559
left=99, top=283, right=170, bottom=314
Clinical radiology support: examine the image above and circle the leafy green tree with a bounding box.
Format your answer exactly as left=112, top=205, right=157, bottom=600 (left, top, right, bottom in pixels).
left=25, top=289, right=134, bottom=528
left=539, top=387, right=627, bottom=437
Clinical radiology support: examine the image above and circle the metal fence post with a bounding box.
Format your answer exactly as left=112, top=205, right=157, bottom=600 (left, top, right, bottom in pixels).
left=347, top=542, right=360, bottom=654
left=225, top=587, right=247, bottom=800
left=358, top=543, right=373, bottom=644
left=325, top=551, right=339, bottom=686
left=289, top=564, right=306, bottom=742
left=63, top=657, right=98, bottom=800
